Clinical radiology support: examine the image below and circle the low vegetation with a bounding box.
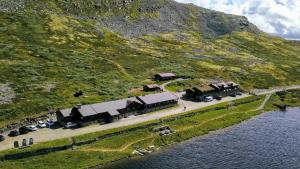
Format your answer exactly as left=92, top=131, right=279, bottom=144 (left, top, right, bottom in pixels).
left=0, top=90, right=300, bottom=168
left=0, top=0, right=300, bottom=128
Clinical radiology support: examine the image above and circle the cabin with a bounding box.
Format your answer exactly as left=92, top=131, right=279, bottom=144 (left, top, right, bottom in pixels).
left=154, top=73, right=176, bottom=81
left=56, top=108, right=74, bottom=125
left=209, top=81, right=239, bottom=97
left=143, top=84, right=163, bottom=91
left=186, top=85, right=219, bottom=101
left=137, top=92, right=179, bottom=113
left=185, top=81, right=240, bottom=101
left=56, top=93, right=178, bottom=126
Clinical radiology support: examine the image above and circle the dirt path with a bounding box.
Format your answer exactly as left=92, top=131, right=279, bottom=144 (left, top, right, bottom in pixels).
left=105, top=59, right=134, bottom=80
left=81, top=136, right=153, bottom=152
left=160, top=78, right=187, bottom=92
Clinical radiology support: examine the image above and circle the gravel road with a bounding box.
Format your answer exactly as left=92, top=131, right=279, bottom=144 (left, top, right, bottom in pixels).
left=0, top=84, right=299, bottom=151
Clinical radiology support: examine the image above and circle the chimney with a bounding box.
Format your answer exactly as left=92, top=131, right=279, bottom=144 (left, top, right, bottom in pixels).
left=76, top=104, right=82, bottom=109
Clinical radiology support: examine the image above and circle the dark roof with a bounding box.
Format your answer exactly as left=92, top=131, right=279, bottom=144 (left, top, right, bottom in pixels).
left=90, top=97, right=142, bottom=117
left=194, top=85, right=216, bottom=93
left=144, top=84, right=160, bottom=88
left=227, top=81, right=239, bottom=87
left=210, top=81, right=239, bottom=90
left=76, top=105, right=98, bottom=117
left=58, top=108, right=72, bottom=118
left=156, top=73, right=176, bottom=78
left=137, top=92, right=178, bottom=105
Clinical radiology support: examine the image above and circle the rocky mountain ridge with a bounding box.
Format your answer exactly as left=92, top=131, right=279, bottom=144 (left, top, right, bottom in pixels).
left=0, top=0, right=259, bottom=37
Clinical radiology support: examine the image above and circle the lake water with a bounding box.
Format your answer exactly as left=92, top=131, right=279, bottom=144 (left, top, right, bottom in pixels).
left=104, top=108, right=300, bottom=169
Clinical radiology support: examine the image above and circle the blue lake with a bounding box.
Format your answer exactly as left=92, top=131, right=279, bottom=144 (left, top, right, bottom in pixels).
left=104, top=108, right=300, bottom=169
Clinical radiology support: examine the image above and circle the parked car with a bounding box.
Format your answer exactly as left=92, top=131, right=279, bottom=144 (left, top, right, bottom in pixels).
left=8, top=130, right=19, bottom=137
left=37, top=121, right=46, bottom=128
left=27, top=125, right=38, bottom=131
left=204, top=96, right=213, bottom=102
left=215, top=96, right=222, bottom=100
left=236, top=92, right=242, bottom=96
left=46, top=119, right=55, bottom=127
left=19, top=126, right=30, bottom=134
left=64, top=122, right=78, bottom=129
left=0, top=135, right=5, bottom=141
left=230, top=94, right=237, bottom=97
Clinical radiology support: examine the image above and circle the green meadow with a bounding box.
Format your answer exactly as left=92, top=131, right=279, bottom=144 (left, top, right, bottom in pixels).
left=1, top=90, right=300, bottom=169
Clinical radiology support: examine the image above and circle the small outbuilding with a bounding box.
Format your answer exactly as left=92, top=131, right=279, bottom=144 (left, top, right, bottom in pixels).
left=154, top=73, right=176, bottom=81
left=143, top=84, right=163, bottom=91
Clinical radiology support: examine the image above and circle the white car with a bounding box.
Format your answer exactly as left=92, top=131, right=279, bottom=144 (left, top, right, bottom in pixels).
left=204, top=96, right=213, bottom=102
left=46, top=119, right=55, bottom=127
left=27, top=125, right=38, bottom=131
left=37, top=121, right=46, bottom=128
left=65, top=122, right=78, bottom=128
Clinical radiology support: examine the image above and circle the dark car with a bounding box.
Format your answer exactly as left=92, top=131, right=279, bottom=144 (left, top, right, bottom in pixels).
left=19, top=126, right=30, bottom=134
left=215, top=96, right=222, bottom=100
left=0, top=135, right=5, bottom=141
left=8, top=130, right=19, bottom=137
left=230, top=94, right=237, bottom=97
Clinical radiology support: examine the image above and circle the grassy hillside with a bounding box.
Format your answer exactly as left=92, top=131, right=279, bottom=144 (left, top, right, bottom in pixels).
left=0, top=0, right=299, bottom=127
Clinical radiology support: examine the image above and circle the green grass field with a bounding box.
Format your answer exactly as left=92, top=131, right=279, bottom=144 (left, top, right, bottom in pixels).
left=1, top=91, right=299, bottom=169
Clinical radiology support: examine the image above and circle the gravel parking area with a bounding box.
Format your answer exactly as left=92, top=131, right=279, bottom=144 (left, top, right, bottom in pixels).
left=0, top=94, right=248, bottom=151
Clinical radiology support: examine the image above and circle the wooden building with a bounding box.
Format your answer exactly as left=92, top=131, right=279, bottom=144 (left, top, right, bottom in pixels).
left=56, top=92, right=179, bottom=125
left=185, top=81, right=240, bottom=101
left=154, top=73, right=176, bottom=81
left=56, top=108, right=74, bottom=125
left=137, top=92, right=179, bottom=113
left=186, top=85, right=219, bottom=101
left=143, top=84, right=163, bottom=91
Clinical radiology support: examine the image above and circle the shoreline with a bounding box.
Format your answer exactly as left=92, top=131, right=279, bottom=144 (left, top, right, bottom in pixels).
left=88, top=107, right=299, bottom=169
left=0, top=90, right=299, bottom=169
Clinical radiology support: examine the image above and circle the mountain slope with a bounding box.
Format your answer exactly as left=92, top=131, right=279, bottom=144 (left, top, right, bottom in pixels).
left=0, top=0, right=299, bottom=127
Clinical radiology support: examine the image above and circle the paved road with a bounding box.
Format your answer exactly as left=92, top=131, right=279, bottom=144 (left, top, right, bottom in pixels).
left=0, top=85, right=299, bottom=151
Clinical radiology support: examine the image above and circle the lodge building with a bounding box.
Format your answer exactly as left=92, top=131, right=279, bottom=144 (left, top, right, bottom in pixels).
left=154, top=73, right=176, bottom=81
left=56, top=92, right=178, bottom=125
left=185, top=81, right=240, bottom=101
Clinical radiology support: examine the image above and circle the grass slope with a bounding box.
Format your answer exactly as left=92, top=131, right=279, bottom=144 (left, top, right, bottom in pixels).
left=0, top=0, right=300, bottom=127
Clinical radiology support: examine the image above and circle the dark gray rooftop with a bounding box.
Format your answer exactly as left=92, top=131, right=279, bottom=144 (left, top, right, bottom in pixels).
left=156, top=72, right=176, bottom=77
left=59, top=108, right=72, bottom=117
left=90, top=97, right=142, bottom=117
left=77, top=105, right=98, bottom=117
left=137, top=92, right=178, bottom=105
